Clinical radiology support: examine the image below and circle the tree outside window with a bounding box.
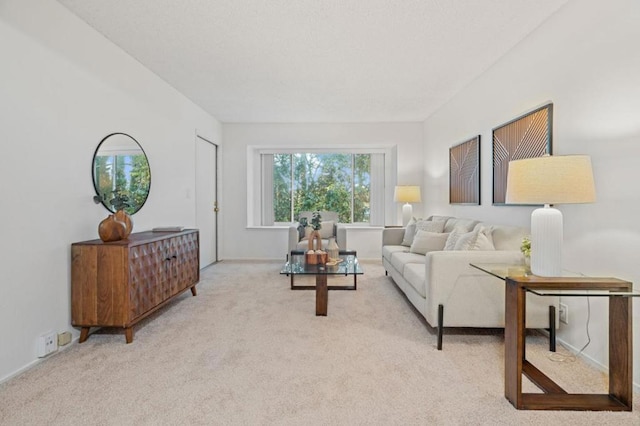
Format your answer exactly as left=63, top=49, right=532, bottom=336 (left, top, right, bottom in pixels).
left=273, top=153, right=371, bottom=223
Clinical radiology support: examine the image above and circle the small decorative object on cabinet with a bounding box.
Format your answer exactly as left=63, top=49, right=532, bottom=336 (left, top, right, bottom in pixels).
left=97, top=214, right=127, bottom=242
left=114, top=209, right=133, bottom=237
left=71, top=229, right=200, bottom=343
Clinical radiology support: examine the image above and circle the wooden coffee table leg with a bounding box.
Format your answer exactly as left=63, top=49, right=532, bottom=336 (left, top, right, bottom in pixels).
left=316, top=274, right=328, bottom=316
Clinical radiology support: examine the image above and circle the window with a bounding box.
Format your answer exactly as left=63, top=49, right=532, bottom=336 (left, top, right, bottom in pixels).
left=272, top=153, right=371, bottom=223
left=248, top=145, right=396, bottom=228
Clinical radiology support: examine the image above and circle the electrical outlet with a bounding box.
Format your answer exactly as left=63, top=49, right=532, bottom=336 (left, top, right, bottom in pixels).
left=58, top=331, right=72, bottom=346
left=559, top=303, right=568, bottom=324
left=37, top=331, right=58, bottom=358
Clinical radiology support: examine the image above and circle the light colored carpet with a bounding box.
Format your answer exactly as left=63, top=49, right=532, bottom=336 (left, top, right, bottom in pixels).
left=0, top=261, right=638, bottom=425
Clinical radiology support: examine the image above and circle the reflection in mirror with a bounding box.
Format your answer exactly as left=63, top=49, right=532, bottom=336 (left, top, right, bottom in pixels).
left=92, top=133, right=151, bottom=215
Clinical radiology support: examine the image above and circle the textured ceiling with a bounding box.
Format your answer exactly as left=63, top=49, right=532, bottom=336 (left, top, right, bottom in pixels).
left=57, top=0, right=568, bottom=123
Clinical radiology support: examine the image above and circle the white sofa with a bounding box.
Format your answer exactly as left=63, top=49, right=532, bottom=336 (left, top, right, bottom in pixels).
left=382, top=215, right=558, bottom=349
left=288, top=211, right=347, bottom=254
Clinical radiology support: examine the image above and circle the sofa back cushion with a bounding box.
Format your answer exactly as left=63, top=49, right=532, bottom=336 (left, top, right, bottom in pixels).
left=443, top=217, right=480, bottom=233
left=476, top=223, right=529, bottom=250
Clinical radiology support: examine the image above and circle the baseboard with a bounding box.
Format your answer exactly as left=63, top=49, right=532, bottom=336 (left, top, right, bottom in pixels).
left=555, top=336, right=640, bottom=393
left=0, top=334, right=80, bottom=386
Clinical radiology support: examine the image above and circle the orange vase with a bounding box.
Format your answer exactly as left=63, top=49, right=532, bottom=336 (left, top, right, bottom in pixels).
left=114, top=209, right=133, bottom=238
left=98, top=214, right=127, bottom=242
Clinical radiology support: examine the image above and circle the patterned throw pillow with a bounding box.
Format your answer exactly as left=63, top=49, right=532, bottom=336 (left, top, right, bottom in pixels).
left=445, top=227, right=495, bottom=250
left=416, top=219, right=445, bottom=233
left=444, top=228, right=466, bottom=250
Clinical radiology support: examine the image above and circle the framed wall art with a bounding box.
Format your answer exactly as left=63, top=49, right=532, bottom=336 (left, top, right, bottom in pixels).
left=449, top=135, right=480, bottom=205
left=492, top=103, right=553, bottom=205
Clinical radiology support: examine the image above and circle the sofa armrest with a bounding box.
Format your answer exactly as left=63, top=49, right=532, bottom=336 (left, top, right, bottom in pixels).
left=335, top=224, right=347, bottom=250
left=382, top=228, right=405, bottom=246
left=422, top=250, right=524, bottom=326
left=288, top=225, right=300, bottom=253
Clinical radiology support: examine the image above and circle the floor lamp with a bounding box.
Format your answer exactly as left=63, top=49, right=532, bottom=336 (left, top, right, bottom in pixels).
left=394, top=185, right=421, bottom=227
left=505, top=155, right=596, bottom=277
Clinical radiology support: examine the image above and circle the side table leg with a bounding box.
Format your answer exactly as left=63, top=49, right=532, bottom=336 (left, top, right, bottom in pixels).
left=316, top=274, right=328, bottom=316
left=609, top=295, right=632, bottom=409
left=505, top=279, right=526, bottom=409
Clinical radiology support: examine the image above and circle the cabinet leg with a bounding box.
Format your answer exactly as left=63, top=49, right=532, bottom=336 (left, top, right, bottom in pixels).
left=190, top=286, right=198, bottom=296
left=125, top=327, right=134, bottom=344
left=79, top=327, right=90, bottom=343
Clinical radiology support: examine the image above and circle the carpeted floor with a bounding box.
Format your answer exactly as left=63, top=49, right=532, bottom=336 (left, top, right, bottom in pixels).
left=0, top=261, right=638, bottom=425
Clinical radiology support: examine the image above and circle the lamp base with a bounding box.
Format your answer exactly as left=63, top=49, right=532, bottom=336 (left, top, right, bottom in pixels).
left=402, top=203, right=413, bottom=227
left=530, top=205, right=563, bottom=277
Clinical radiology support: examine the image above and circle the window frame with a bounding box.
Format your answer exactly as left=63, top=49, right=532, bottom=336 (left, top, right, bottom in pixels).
left=247, top=145, right=397, bottom=228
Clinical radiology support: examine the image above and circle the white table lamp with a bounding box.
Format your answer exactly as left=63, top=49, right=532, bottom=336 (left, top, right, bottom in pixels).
left=506, top=155, right=596, bottom=276
left=394, top=185, right=421, bottom=226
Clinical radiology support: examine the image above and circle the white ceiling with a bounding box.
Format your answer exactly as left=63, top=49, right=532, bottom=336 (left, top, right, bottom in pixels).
left=57, top=0, right=568, bottom=123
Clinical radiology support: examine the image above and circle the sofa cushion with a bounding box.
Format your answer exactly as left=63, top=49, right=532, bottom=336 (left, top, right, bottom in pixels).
left=382, top=245, right=407, bottom=262
left=404, top=263, right=427, bottom=298
left=409, top=230, right=450, bottom=255
left=390, top=251, right=425, bottom=275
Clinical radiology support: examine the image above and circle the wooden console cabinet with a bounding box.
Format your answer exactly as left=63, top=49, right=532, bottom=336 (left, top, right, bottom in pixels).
left=71, top=229, right=200, bottom=343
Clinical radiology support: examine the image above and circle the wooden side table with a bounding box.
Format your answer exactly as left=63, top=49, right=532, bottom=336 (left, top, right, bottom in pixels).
left=505, top=275, right=635, bottom=411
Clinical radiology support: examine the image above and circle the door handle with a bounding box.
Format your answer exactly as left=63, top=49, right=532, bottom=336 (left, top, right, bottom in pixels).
left=214, top=201, right=219, bottom=213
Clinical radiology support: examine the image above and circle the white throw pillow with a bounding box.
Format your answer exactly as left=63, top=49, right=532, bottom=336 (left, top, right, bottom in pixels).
left=450, top=227, right=496, bottom=251
left=401, top=217, right=420, bottom=247
left=443, top=228, right=466, bottom=250
left=319, top=221, right=334, bottom=239
left=472, top=227, right=495, bottom=250
left=409, top=231, right=450, bottom=255
left=453, top=230, right=478, bottom=250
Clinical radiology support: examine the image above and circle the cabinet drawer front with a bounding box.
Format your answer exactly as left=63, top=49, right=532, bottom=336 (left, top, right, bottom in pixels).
left=168, top=232, right=200, bottom=294
left=129, top=240, right=164, bottom=318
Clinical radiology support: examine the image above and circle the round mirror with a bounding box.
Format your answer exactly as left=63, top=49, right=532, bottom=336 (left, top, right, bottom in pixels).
left=92, top=133, right=151, bottom=214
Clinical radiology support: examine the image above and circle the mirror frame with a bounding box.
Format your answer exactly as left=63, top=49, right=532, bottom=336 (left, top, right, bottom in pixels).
left=92, top=132, right=151, bottom=215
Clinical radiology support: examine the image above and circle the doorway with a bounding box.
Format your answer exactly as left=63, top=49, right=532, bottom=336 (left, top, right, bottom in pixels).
left=195, top=135, right=218, bottom=267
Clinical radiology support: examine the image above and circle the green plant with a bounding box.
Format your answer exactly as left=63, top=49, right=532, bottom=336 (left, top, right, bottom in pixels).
left=520, top=236, right=531, bottom=257
left=310, top=211, right=322, bottom=231
left=109, top=189, right=132, bottom=212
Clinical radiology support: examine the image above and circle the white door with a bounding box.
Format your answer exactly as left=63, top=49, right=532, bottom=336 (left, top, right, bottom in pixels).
left=195, top=136, right=218, bottom=267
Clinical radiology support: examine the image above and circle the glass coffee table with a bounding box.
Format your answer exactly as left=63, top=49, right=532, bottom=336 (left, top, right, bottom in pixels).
left=281, top=250, right=363, bottom=316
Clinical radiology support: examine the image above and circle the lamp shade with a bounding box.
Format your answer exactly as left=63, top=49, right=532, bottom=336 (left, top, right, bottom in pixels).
left=505, top=154, right=596, bottom=276
left=505, top=155, right=596, bottom=205
left=394, top=186, right=421, bottom=203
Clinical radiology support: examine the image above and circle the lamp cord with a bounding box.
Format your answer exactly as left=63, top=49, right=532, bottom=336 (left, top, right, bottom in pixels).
left=547, top=295, right=591, bottom=363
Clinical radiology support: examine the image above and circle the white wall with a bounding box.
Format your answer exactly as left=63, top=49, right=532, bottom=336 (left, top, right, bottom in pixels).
left=221, top=123, right=424, bottom=260
left=422, top=0, right=640, bottom=386
left=0, top=0, right=221, bottom=382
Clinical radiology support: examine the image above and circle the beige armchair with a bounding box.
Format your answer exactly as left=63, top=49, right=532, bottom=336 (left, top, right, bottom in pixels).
left=288, top=211, right=347, bottom=253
